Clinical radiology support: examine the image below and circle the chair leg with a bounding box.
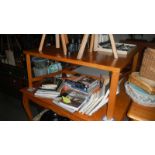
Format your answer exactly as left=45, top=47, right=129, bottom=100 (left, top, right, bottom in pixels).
left=60, top=34, right=67, bottom=56
left=89, top=34, right=95, bottom=53
left=109, top=34, right=118, bottom=59
left=38, top=34, right=46, bottom=53
left=64, top=34, right=69, bottom=44
left=55, top=34, right=60, bottom=48
left=77, top=34, right=89, bottom=59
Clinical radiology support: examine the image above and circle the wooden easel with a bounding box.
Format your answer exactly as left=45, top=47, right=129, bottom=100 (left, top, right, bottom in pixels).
left=38, top=34, right=68, bottom=56
left=77, top=34, right=118, bottom=59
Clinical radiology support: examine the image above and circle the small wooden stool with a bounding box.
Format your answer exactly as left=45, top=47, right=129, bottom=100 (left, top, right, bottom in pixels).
left=127, top=102, right=155, bottom=121
left=38, top=34, right=68, bottom=55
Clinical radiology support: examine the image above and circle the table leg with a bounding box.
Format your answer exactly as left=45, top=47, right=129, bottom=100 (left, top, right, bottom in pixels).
left=131, top=52, right=139, bottom=72
left=107, top=71, right=120, bottom=120
left=22, top=95, right=33, bottom=121
left=89, top=34, right=95, bottom=53
left=26, top=54, right=33, bottom=88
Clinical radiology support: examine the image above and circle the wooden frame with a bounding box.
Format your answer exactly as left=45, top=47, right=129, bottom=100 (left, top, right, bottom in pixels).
left=94, top=34, right=137, bottom=58
left=94, top=34, right=118, bottom=59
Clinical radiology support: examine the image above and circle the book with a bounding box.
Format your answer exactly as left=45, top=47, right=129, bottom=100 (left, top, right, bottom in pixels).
left=79, top=79, right=120, bottom=115
left=53, top=89, right=89, bottom=111
left=78, top=76, right=98, bottom=88
left=52, top=99, right=76, bottom=113
left=79, top=90, right=107, bottom=115
left=65, top=75, right=99, bottom=93
left=85, top=95, right=105, bottom=115
left=34, top=77, right=63, bottom=99
left=40, top=77, right=63, bottom=91
left=79, top=75, right=110, bottom=115
left=88, top=98, right=109, bottom=116
left=34, top=93, right=60, bottom=99
left=79, top=93, right=96, bottom=114
left=74, top=66, right=110, bottom=95
left=34, top=89, right=60, bottom=99
left=88, top=90, right=110, bottom=116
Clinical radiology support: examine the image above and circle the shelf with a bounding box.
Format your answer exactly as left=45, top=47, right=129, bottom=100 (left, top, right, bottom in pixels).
left=20, top=87, right=107, bottom=121
left=24, top=46, right=137, bottom=73
left=20, top=69, right=129, bottom=121
left=20, top=83, right=130, bottom=121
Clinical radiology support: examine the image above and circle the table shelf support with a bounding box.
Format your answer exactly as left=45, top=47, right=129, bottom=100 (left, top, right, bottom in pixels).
left=107, top=70, right=120, bottom=119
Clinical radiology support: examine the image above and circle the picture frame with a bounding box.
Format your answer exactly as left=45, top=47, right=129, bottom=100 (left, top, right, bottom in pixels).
left=94, top=34, right=118, bottom=59
left=94, top=34, right=136, bottom=58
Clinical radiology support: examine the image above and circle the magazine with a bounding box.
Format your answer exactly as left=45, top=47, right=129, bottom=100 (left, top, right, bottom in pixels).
left=34, top=77, right=63, bottom=99
left=65, top=75, right=99, bottom=93
left=53, top=89, right=88, bottom=111
left=40, top=77, right=63, bottom=91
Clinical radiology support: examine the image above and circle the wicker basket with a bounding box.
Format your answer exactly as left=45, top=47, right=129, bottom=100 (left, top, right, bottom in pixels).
left=140, top=48, right=155, bottom=81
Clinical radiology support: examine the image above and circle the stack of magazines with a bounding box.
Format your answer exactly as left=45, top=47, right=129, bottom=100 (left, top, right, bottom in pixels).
left=53, top=87, right=109, bottom=115
left=34, top=73, right=114, bottom=115
left=78, top=89, right=109, bottom=115
left=34, top=78, right=63, bottom=99
left=53, top=74, right=112, bottom=115
left=65, top=74, right=100, bottom=94
left=53, top=84, right=121, bottom=116
left=53, top=89, right=89, bottom=113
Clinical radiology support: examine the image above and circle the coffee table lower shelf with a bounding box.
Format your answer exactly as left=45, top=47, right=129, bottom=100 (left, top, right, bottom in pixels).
left=20, top=85, right=131, bottom=121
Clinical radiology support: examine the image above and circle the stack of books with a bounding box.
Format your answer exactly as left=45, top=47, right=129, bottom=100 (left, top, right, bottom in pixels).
left=65, top=74, right=100, bottom=94
left=79, top=89, right=109, bottom=115
left=34, top=73, right=115, bottom=115
left=53, top=87, right=111, bottom=115
left=34, top=78, right=63, bottom=99
left=53, top=89, right=89, bottom=113
left=79, top=83, right=120, bottom=116
left=53, top=74, right=111, bottom=115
